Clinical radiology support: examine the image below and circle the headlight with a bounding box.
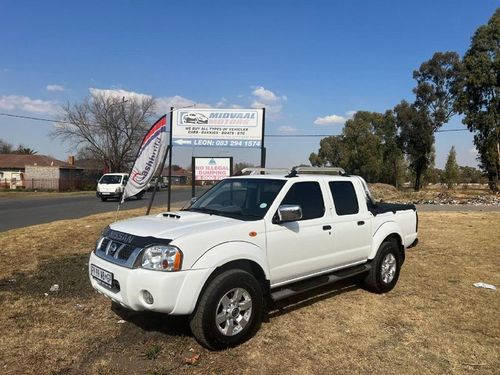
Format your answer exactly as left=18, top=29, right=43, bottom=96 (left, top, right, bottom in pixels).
left=141, top=245, right=183, bottom=271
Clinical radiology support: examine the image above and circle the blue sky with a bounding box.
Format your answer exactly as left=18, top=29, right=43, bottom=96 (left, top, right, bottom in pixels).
left=0, top=0, right=498, bottom=169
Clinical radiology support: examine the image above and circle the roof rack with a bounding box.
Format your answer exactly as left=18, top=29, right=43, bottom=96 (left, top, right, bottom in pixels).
left=293, top=167, right=346, bottom=175
left=240, top=167, right=291, bottom=175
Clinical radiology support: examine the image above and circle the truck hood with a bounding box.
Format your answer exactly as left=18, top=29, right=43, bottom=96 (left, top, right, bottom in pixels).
left=109, top=210, right=246, bottom=240
left=109, top=210, right=267, bottom=269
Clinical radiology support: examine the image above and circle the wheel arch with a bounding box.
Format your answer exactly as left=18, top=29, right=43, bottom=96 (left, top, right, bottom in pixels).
left=369, top=222, right=405, bottom=261
left=173, top=242, right=270, bottom=315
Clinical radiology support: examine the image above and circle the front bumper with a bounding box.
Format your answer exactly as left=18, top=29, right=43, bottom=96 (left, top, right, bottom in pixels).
left=96, top=191, right=122, bottom=199
left=89, top=252, right=213, bottom=315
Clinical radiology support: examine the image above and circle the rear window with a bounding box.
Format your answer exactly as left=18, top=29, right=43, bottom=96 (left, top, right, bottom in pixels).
left=329, top=181, right=359, bottom=216
left=281, top=181, right=325, bottom=220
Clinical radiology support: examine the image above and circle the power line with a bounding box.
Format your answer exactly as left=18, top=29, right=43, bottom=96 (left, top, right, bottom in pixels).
left=0, top=111, right=470, bottom=135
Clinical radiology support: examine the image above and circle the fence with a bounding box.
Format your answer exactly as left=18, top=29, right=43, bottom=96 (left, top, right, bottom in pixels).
left=0, top=178, right=97, bottom=192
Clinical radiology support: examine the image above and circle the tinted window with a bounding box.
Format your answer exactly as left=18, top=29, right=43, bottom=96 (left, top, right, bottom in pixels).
left=281, top=182, right=325, bottom=220
left=329, top=181, right=359, bottom=215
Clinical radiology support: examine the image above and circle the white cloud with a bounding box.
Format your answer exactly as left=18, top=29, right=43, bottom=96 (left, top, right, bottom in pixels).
left=252, top=87, right=280, bottom=103
left=250, top=86, right=286, bottom=117
left=278, top=125, right=298, bottom=134
left=46, top=84, right=64, bottom=92
left=0, top=95, right=59, bottom=114
left=314, top=110, right=356, bottom=125
left=89, top=87, right=152, bottom=102
left=216, top=98, right=228, bottom=108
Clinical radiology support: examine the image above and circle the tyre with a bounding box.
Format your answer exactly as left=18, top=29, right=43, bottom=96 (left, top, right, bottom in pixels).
left=189, top=269, right=264, bottom=350
left=364, top=240, right=402, bottom=293
left=100, top=197, right=107, bottom=202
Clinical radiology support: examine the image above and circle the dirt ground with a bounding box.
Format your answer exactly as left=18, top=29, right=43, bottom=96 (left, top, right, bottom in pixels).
left=0, top=209, right=498, bottom=374
left=369, top=183, right=499, bottom=205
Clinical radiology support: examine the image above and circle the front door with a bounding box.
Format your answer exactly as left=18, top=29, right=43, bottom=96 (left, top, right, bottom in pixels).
left=266, top=181, right=333, bottom=286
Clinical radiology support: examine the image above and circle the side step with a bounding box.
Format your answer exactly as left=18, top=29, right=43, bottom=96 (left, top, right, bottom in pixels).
left=270, top=264, right=371, bottom=302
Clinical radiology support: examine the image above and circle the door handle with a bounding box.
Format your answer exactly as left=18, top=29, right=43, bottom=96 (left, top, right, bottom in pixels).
left=322, top=225, right=332, bottom=231
left=357, top=221, right=365, bottom=226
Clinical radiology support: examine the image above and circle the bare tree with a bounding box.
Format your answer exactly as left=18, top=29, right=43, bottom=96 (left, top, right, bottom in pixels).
left=52, top=92, right=156, bottom=172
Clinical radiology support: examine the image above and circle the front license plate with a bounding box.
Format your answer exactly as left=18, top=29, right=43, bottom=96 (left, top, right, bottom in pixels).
left=91, top=264, right=113, bottom=287
left=102, top=192, right=111, bottom=195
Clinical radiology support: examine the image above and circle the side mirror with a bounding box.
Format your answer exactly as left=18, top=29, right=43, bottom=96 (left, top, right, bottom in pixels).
left=276, top=205, right=302, bottom=223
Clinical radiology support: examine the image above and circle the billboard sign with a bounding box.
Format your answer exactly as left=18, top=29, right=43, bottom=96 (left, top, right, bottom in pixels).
left=172, top=108, right=263, bottom=148
left=194, top=157, right=232, bottom=181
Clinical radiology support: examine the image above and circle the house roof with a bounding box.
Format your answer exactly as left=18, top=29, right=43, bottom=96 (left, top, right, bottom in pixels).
left=0, top=154, right=81, bottom=169
left=74, top=158, right=105, bottom=170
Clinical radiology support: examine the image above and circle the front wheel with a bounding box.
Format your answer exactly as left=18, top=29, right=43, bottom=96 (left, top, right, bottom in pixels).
left=364, top=240, right=402, bottom=293
left=189, top=269, right=264, bottom=350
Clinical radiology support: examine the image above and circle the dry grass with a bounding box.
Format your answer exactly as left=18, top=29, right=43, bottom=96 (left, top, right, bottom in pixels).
left=370, top=183, right=498, bottom=204
left=0, top=210, right=499, bottom=374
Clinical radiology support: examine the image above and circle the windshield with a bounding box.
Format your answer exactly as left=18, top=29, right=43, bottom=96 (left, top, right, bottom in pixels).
left=186, top=178, right=286, bottom=221
left=99, top=175, right=123, bottom=184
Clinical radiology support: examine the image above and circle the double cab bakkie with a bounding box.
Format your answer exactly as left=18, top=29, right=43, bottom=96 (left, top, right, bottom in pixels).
left=89, top=168, right=418, bottom=349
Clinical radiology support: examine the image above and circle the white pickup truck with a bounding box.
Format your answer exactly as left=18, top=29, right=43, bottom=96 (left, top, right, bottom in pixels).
left=89, top=169, right=418, bottom=349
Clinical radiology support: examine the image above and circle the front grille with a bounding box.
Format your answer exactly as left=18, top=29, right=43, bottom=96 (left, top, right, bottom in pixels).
left=117, top=244, right=135, bottom=260
left=95, top=229, right=171, bottom=269
left=95, top=237, right=142, bottom=268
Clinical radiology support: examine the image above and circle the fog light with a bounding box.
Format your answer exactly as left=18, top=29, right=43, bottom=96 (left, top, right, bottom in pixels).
left=143, top=290, right=154, bottom=305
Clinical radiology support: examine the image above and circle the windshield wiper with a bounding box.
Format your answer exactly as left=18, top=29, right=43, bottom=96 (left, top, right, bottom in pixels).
left=188, top=207, right=222, bottom=216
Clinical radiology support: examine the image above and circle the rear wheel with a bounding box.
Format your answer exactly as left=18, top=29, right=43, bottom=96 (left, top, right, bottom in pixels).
left=364, top=240, right=402, bottom=293
left=189, top=269, right=264, bottom=350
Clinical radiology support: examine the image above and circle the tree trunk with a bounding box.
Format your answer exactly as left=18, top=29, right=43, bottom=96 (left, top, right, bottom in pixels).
left=414, top=170, right=422, bottom=191
left=488, top=171, right=499, bottom=192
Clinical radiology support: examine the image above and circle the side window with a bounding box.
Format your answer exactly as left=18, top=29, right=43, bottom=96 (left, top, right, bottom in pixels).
left=281, top=182, right=325, bottom=220
left=329, top=181, right=359, bottom=216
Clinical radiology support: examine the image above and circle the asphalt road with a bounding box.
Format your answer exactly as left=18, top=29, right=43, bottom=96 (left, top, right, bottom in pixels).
left=0, top=190, right=498, bottom=233
left=0, top=187, right=207, bottom=232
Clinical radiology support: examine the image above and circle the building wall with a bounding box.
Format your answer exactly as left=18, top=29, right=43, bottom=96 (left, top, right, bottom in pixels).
left=24, top=166, right=61, bottom=190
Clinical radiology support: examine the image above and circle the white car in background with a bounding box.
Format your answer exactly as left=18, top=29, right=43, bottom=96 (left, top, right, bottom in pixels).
left=96, top=173, right=144, bottom=202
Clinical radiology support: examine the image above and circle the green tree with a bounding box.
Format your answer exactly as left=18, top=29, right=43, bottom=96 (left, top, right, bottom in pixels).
left=309, top=135, right=346, bottom=168
left=455, top=9, right=500, bottom=191
left=376, top=110, right=406, bottom=187
left=413, top=51, right=462, bottom=131
left=394, top=101, right=434, bottom=191
left=0, top=139, right=13, bottom=153
left=459, top=166, right=484, bottom=184
left=15, top=145, right=37, bottom=154
left=310, top=111, right=405, bottom=184
left=444, top=146, right=459, bottom=188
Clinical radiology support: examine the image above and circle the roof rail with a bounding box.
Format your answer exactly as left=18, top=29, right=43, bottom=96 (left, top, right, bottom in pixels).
left=240, top=167, right=291, bottom=175
left=294, top=167, right=346, bottom=175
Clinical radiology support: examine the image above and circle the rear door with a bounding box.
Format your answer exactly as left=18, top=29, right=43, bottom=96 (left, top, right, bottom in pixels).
left=327, top=180, right=371, bottom=264
left=266, top=181, right=334, bottom=285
